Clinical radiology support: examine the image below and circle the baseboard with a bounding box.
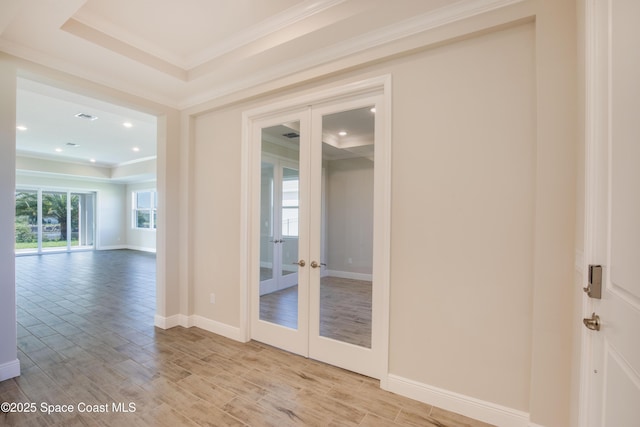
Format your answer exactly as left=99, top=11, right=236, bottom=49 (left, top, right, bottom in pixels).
left=154, top=314, right=244, bottom=342
left=190, top=315, right=244, bottom=342
left=97, top=245, right=127, bottom=251
left=0, top=358, right=21, bottom=381
left=154, top=314, right=188, bottom=329
left=126, top=245, right=156, bottom=253
left=385, top=374, right=530, bottom=427
left=326, top=270, right=373, bottom=281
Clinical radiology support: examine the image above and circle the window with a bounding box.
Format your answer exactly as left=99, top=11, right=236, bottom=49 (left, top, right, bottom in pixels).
left=133, top=190, right=157, bottom=229
left=281, top=170, right=299, bottom=237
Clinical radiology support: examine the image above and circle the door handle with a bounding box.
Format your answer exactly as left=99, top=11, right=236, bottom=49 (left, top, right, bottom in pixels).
left=583, top=312, right=601, bottom=331
left=310, top=261, right=326, bottom=268
left=292, top=260, right=306, bottom=267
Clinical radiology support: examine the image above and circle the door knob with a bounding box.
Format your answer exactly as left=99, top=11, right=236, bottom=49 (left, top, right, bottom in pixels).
left=310, top=261, right=326, bottom=268
left=292, top=260, right=305, bottom=267
left=583, top=312, right=601, bottom=331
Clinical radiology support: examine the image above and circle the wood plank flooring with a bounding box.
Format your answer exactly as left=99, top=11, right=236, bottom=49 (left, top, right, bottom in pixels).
left=1, top=250, right=494, bottom=427
left=260, top=277, right=372, bottom=348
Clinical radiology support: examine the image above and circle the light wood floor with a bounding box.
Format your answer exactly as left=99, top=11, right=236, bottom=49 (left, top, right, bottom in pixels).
left=2, top=250, right=494, bottom=427
left=260, top=277, right=372, bottom=348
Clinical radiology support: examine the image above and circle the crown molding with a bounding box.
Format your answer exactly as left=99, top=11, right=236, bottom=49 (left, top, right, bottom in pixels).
left=69, top=0, right=347, bottom=70
left=1, top=0, right=529, bottom=110
left=179, top=0, right=528, bottom=109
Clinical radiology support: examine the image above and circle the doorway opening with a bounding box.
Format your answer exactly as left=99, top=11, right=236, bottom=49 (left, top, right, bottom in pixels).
left=243, top=76, right=391, bottom=380
left=14, top=75, right=160, bottom=371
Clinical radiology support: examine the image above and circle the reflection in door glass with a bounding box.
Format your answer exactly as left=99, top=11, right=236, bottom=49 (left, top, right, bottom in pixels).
left=281, top=167, right=299, bottom=279
left=260, top=163, right=275, bottom=282
left=259, top=122, right=301, bottom=329
left=320, top=106, right=375, bottom=348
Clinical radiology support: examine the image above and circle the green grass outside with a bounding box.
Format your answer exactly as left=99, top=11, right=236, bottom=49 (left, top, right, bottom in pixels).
left=15, top=239, right=80, bottom=250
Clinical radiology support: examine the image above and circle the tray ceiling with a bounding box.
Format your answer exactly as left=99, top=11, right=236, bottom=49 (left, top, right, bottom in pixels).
left=0, top=0, right=494, bottom=108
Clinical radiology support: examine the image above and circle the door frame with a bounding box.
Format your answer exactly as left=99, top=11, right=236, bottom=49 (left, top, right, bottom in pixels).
left=579, top=0, right=609, bottom=424
left=240, top=75, right=392, bottom=382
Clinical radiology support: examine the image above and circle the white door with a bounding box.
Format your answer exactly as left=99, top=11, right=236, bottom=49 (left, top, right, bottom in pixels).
left=308, top=97, right=384, bottom=378
left=251, top=111, right=310, bottom=356
left=583, top=1, right=640, bottom=425
left=249, top=94, right=386, bottom=379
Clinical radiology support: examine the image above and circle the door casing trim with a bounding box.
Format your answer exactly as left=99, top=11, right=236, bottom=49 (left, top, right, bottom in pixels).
left=239, top=74, right=391, bottom=383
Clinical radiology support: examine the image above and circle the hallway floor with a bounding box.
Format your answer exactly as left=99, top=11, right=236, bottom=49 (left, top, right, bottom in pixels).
left=2, top=250, right=493, bottom=426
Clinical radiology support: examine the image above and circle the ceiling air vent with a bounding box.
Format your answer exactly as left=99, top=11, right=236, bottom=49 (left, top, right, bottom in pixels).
left=75, top=113, right=98, bottom=121
left=65, top=142, right=80, bottom=147
left=282, top=132, right=299, bottom=139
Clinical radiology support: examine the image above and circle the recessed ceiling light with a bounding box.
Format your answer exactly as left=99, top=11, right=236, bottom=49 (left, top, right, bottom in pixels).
left=370, top=107, right=376, bottom=113
left=16, top=125, right=28, bottom=131
left=89, top=158, right=96, bottom=163
left=55, top=148, right=63, bottom=153
left=75, top=113, right=98, bottom=121
left=123, top=122, right=133, bottom=128
left=339, top=131, right=347, bottom=136
left=132, top=147, right=140, bottom=152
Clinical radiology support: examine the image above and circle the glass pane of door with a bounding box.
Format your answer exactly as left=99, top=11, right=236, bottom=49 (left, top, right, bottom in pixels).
left=15, top=190, right=38, bottom=253
left=42, top=191, right=68, bottom=251
left=259, top=122, right=301, bottom=329
left=319, top=106, right=375, bottom=348
left=260, top=162, right=275, bottom=282
left=72, top=192, right=95, bottom=248
left=280, top=167, right=299, bottom=278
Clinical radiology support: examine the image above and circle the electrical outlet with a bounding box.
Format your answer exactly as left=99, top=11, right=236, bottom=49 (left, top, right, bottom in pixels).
left=348, top=258, right=352, bottom=264
left=210, top=293, right=215, bottom=304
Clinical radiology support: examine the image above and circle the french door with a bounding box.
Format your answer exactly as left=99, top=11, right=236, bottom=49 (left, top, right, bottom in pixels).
left=250, top=94, right=385, bottom=378
left=582, top=1, right=640, bottom=425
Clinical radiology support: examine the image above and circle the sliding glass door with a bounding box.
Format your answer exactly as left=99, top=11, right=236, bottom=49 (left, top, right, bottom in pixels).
left=15, top=188, right=96, bottom=253
left=14, top=190, right=38, bottom=251
left=72, top=192, right=95, bottom=249
left=41, top=190, right=68, bottom=251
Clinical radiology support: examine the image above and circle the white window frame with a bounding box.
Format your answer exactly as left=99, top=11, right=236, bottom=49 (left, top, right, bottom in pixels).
left=132, top=190, right=157, bottom=230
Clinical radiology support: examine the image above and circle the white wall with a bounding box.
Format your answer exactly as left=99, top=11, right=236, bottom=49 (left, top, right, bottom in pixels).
left=16, top=173, right=127, bottom=249
left=0, top=55, right=19, bottom=381
left=191, top=20, right=535, bottom=411
left=389, top=22, right=535, bottom=411
left=185, top=3, right=577, bottom=423
left=126, top=181, right=157, bottom=252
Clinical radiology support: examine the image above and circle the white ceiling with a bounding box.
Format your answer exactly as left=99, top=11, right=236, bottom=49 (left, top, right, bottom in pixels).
left=16, top=78, right=157, bottom=167
left=0, top=0, right=459, bottom=108
left=1, top=0, right=499, bottom=168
